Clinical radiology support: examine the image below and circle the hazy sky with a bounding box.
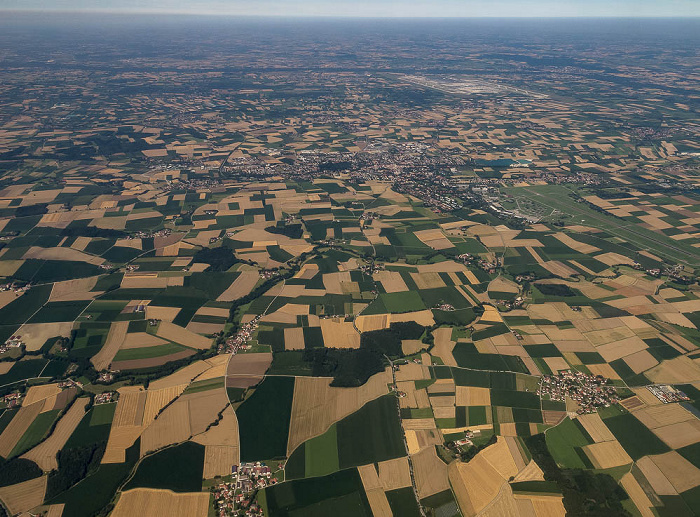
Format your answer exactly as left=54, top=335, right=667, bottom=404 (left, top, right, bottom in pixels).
left=0, top=0, right=698, bottom=17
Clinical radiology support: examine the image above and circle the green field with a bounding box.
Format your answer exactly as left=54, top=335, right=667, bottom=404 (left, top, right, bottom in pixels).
left=505, top=185, right=700, bottom=266
left=9, top=409, right=61, bottom=458
left=112, top=342, right=188, bottom=361
left=237, top=376, right=295, bottom=461
left=49, top=440, right=140, bottom=517
left=545, top=417, right=593, bottom=469
left=603, top=413, right=671, bottom=460
left=265, top=467, right=372, bottom=517
left=124, top=441, right=204, bottom=492
left=337, top=395, right=406, bottom=469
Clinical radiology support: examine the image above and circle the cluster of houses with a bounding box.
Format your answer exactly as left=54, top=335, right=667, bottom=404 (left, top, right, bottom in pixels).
left=459, top=252, right=500, bottom=274
left=0, top=282, right=30, bottom=294
left=97, top=370, right=117, bottom=383
left=1, top=335, right=24, bottom=353
left=647, top=384, right=690, bottom=404
left=360, top=261, right=383, bottom=275
left=220, top=316, right=260, bottom=354
left=537, top=370, right=619, bottom=414
left=94, top=391, right=116, bottom=404
left=211, top=462, right=275, bottom=516
left=128, top=228, right=172, bottom=239
left=1, top=392, right=22, bottom=408
left=57, top=379, right=83, bottom=390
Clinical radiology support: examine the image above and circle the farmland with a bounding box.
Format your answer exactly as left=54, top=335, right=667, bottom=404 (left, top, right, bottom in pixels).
left=0, top=13, right=695, bottom=517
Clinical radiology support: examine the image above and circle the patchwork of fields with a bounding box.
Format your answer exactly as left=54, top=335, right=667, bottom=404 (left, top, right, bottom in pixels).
left=0, top=175, right=697, bottom=517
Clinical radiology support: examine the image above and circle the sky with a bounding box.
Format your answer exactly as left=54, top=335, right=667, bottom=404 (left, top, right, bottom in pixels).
left=0, top=0, right=698, bottom=17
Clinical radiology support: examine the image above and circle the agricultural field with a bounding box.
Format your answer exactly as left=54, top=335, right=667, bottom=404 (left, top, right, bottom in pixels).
left=0, top=15, right=698, bottom=517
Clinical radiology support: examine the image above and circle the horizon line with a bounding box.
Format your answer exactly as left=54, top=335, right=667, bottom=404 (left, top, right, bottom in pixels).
left=1, top=9, right=699, bottom=19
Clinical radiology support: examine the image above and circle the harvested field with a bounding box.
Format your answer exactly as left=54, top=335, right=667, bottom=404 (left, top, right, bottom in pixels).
left=411, top=272, right=446, bottom=290
left=377, top=456, right=412, bottom=491
left=402, top=418, right=438, bottom=431
left=203, top=445, right=238, bottom=479
left=415, top=389, right=430, bottom=409
left=284, top=327, right=305, bottom=350
left=226, top=352, right=272, bottom=388
left=448, top=437, right=521, bottom=516
left=623, top=350, right=658, bottom=374
left=22, top=398, right=89, bottom=471
left=645, top=356, right=700, bottom=384
left=195, top=307, right=230, bottom=318
left=91, top=321, right=129, bottom=371
left=320, top=317, right=360, bottom=349
left=143, top=385, right=188, bottom=425
left=156, top=322, right=212, bottom=350
left=187, top=321, right=225, bottom=335
left=595, top=336, right=647, bottom=362
left=217, top=271, right=259, bottom=302
left=433, top=407, right=456, bottom=419
left=650, top=451, right=700, bottom=493
left=456, top=386, right=491, bottom=406
left=187, top=389, right=229, bottom=436
left=110, top=488, right=209, bottom=517
left=635, top=456, right=677, bottom=495
left=653, top=420, right=700, bottom=449
left=395, top=363, right=431, bottom=382
left=0, top=401, right=43, bottom=458
left=432, top=327, right=457, bottom=367
left=489, top=276, right=519, bottom=294
left=481, top=483, right=520, bottom=517
left=194, top=355, right=230, bottom=382
left=513, top=460, right=545, bottom=482
left=139, top=399, right=191, bottom=455
left=405, top=428, right=442, bottom=454
left=145, top=306, right=182, bottom=322
left=286, top=370, right=391, bottom=455
left=401, top=340, right=424, bottom=356
left=49, top=276, right=99, bottom=301
left=358, top=459, right=402, bottom=516
left=0, top=474, right=46, bottom=515
left=192, top=406, right=239, bottom=447
left=23, top=384, right=62, bottom=407
left=122, top=332, right=169, bottom=349
left=149, top=361, right=212, bottom=390
left=583, top=441, right=632, bottom=469
left=449, top=456, right=503, bottom=516
left=141, top=389, right=228, bottom=455
left=576, top=413, right=615, bottom=443
left=374, top=271, right=409, bottom=293
left=523, top=495, right=566, bottom=517
left=355, top=310, right=435, bottom=332
left=633, top=402, right=694, bottom=429
left=226, top=376, right=265, bottom=389
left=430, top=396, right=456, bottom=408
left=102, top=387, right=147, bottom=464
left=620, top=472, right=656, bottom=517
left=17, top=322, right=74, bottom=352
left=23, top=246, right=104, bottom=265
left=112, top=387, right=147, bottom=427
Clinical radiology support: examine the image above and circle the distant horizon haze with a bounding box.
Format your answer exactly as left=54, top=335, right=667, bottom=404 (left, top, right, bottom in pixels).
left=0, top=0, right=699, bottom=17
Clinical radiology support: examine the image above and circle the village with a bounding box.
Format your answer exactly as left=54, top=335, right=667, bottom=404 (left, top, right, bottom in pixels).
left=537, top=370, right=620, bottom=414
left=211, top=462, right=276, bottom=517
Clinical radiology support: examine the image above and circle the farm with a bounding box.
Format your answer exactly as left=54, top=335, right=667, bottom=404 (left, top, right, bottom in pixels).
left=0, top=25, right=697, bottom=515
